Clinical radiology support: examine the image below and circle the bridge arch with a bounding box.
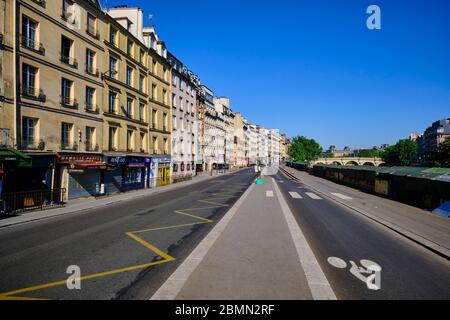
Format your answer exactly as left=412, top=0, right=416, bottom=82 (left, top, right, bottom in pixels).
left=332, top=161, right=342, bottom=166
left=345, top=161, right=359, bottom=166
left=363, top=162, right=375, bottom=166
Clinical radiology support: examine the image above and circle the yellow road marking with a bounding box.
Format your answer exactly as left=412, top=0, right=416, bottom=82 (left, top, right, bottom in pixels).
left=0, top=184, right=247, bottom=299
left=129, top=222, right=208, bottom=234
left=0, top=295, right=49, bottom=300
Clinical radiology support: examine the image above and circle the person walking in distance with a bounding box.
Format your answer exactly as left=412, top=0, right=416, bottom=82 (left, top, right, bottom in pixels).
left=255, top=162, right=261, bottom=179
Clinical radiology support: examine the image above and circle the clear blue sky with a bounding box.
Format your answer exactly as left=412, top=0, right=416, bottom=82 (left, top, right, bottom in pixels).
left=100, top=0, right=450, bottom=150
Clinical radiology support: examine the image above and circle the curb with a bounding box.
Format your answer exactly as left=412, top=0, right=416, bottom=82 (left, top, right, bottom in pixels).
left=279, top=167, right=450, bottom=260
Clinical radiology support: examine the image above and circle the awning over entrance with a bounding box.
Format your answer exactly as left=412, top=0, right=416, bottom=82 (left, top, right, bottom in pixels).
left=0, top=149, right=32, bottom=167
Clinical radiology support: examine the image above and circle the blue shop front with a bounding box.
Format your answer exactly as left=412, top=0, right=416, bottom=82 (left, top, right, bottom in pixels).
left=104, top=156, right=151, bottom=194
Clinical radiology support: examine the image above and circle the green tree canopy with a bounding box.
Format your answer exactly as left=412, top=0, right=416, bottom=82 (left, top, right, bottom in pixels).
left=288, top=136, right=323, bottom=162
left=355, top=149, right=381, bottom=158
left=435, top=137, right=450, bottom=168
left=382, top=139, right=417, bottom=166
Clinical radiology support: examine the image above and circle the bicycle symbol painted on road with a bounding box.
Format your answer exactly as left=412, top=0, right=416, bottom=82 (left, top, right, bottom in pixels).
left=328, top=257, right=382, bottom=291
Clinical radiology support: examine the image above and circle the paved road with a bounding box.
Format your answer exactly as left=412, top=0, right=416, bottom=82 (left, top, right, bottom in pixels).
left=275, top=170, right=450, bottom=299
left=0, top=169, right=255, bottom=300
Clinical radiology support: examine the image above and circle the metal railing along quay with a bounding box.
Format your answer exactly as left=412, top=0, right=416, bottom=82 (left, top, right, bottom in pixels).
left=1, top=188, right=66, bottom=215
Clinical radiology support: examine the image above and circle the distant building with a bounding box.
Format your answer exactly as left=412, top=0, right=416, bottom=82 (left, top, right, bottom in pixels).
left=280, top=134, right=291, bottom=161
left=409, top=132, right=422, bottom=142
left=417, top=118, right=450, bottom=164
left=324, top=145, right=353, bottom=157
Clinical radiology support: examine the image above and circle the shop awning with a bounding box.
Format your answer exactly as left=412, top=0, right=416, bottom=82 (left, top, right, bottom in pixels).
left=0, top=149, right=32, bottom=167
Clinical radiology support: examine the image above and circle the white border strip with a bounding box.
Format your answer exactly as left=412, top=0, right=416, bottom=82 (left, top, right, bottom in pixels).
left=150, top=182, right=256, bottom=300
left=273, top=178, right=337, bottom=300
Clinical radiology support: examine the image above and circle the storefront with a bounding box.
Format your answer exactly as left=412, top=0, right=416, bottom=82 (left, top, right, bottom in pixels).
left=105, top=156, right=150, bottom=193
left=150, top=155, right=172, bottom=187
left=57, top=153, right=110, bottom=200
left=0, top=148, right=32, bottom=196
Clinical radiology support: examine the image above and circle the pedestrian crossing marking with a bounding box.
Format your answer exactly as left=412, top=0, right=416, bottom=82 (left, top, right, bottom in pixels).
left=289, top=192, right=302, bottom=199
left=266, top=190, right=274, bottom=197
left=331, top=193, right=352, bottom=200
left=306, top=192, right=322, bottom=200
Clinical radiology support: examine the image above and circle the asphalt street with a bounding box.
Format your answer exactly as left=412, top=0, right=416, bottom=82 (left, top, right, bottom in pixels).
left=0, top=169, right=255, bottom=300
left=1, top=167, right=449, bottom=300
left=275, top=170, right=450, bottom=299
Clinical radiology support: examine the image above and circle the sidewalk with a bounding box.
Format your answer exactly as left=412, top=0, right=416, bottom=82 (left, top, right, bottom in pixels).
left=280, top=164, right=450, bottom=259
left=151, top=177, right=335, bottom=300
left=0, top=168, right=245, bottom=229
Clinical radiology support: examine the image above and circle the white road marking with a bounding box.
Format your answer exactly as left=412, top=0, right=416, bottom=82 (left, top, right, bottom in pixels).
left=273, top=179, right=336, bottom=300
left=327, top=257, right=347, bottom=269
left=331, top=193, right=353, bottom=200
left=266, top=190, right=274, bottom=197
left=305, top=192, right=322, bottom=200
left=278, top=180, right=284, bottom=183
left=289, top=192, right=302, bottom=199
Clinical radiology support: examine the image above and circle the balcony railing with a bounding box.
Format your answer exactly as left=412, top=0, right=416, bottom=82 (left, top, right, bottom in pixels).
left=85, top=104, right=99, bottom=114
left=85, top=143, right=99, bottom=152
left=61, top=142, right=77, bottom=151
left=85, top=64, right=99, bottom=77
left=86, top=26, right=100, bottom=39
left=60, top=54, right=78, bottom=68
left=103, top=70, right=118, bottom=80
left=60, top=96, right=78, bottom=109
left=20, top=35, right=45, bottom=55
left=21, top=86, right=46, bottom=102
left=20, top=139, right=38, bottom=150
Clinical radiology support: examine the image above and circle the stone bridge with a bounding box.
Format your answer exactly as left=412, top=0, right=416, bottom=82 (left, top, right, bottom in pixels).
left=311, top=157, right=386, bottom=167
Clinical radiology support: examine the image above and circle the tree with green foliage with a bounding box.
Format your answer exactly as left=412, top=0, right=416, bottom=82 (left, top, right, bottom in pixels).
left=434, top=137, right=450, bottom=168
left=382, top=139, right=417, bottom=166
left=355, top=149, right=381, bottom=158
left=288, top=136, right=323, bottom=162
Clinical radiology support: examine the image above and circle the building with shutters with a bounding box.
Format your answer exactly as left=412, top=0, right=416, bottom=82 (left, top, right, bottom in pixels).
left=167, top=51, right=199, bottom=180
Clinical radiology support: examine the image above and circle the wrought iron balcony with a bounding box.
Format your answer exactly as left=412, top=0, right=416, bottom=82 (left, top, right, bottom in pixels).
left=85, top=64, right=99, bottom=77
left=60, top=96, right=79, bottom=109
left=61, top=142, right=77, bottom=151
left=21, top=86, right=46, bottom=102
left=86, top=143, right=99, bottom=152
left=60, top=54, right=78, bottom=68
left=20, top=139, right=41, bottom=150
left=85, top=104, right=100, bottom=114
left=20, top=35, right=45, bottom=55
left=86, top=26, right=100, bottom=39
